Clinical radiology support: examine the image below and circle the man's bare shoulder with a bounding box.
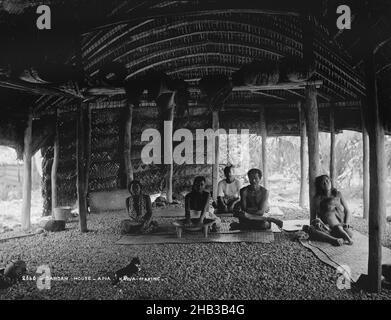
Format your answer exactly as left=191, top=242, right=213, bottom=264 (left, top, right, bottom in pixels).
left=240, top=185, right=268, bottom=194
left=260, top=186, right=268, bottom=194
left=240, top=185, right=249, bottom=193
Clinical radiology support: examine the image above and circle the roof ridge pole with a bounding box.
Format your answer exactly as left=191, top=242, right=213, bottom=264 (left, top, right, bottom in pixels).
left=302, top=12, right=319, bottom=222
left=362, top=14, right=386, bottom=292
left=21, top=106, right=33, bottom=231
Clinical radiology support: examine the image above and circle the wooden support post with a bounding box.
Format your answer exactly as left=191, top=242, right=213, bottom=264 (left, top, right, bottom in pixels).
left=51, top=108, right=59, bottom=217
left=85, top=104, right=91, bottom=192
left=363, top=43, right=386, bottom=293
left=166, top=101, right=175, bottom=203
left=302, top=12, right=319, bottom=221
left=329, top=106, right=336, bottom=187
left=361, top=103, right=370, bottom=220
left=298, top=101, right=308, bottom=208
left=124, top=100, right=134, bottom=187
left=21, top=107, right=33, bottom=230
left=305, top=85, right=320, bottom=221
left=259, top=107, right=268, bottom=189
left=77, top=102, right=89, bottom=233
left=212, top=110, right=220, bottom=201
left=158, top=92, right=176, bottom=203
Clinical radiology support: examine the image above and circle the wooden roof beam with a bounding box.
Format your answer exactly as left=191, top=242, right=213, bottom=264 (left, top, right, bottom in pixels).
left=0, top=77, right=84, bottom=99
left=84, top=81, right=322, bottom=98
left=233, top=80, right=323, bottom=92
left=251, top=91, right=287, bottom=101
left=286, top=89, right=305, bottom=99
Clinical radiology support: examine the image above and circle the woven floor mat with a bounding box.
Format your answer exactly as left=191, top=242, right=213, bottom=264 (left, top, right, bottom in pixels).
left=300, top=230, right=391, bottom=282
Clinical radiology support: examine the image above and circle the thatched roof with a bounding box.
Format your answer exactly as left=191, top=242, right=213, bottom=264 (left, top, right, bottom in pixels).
left=1, top=0, right=391, bottom=154
left=2, top=0, right=390, bottom=212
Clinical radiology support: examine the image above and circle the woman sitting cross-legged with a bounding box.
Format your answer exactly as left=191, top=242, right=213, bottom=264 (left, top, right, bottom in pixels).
left=232, top=168, right=283, bottom=230
left=184, top=176, right=221, bottom=230
left=121, top=180, right=158, bottom=234
left=303, top=175, right=353, bottom=246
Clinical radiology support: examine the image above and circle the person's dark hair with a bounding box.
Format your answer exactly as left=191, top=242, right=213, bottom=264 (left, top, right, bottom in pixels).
left=247, top=168, right=262, bottom=179
left=314, top=175, right=337, bottom=196
left=224, top=166, right=232, bottom=176
left=128, top=180, right=142, bottom=194
left=192, top=176, right=206, bottom=191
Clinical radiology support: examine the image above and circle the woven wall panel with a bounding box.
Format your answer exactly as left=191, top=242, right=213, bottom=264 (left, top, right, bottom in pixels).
left=89, top=106, right=123, bottom=192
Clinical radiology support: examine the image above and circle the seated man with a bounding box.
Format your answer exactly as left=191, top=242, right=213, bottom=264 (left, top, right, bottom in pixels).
left=216, top=166, right=241, bottom=213
left=185, top=176, right=221, bottom=229
left=233, top=168, right=283, bottom=230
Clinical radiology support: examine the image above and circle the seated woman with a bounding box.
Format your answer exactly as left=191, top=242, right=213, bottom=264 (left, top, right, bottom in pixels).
left=123, top=180, right=158, bottom=234
left=233, top=168, right=283, bottom=230
left=184, top=176, right=221, bottom=229
left=304, top=175, right=353, bottom=246
left=216, top=166, right=241, bottom=213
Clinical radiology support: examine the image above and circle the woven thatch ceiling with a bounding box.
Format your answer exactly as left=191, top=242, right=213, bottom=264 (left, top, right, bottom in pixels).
left=0, top=0, right=390, bottom=117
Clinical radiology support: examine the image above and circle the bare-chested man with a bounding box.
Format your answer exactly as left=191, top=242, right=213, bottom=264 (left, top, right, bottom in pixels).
left=234, top=168, right=283, bottom=230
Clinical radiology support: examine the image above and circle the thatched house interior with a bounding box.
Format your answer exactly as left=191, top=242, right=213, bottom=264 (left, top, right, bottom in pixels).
left=1, top=0, right=391, bottom=294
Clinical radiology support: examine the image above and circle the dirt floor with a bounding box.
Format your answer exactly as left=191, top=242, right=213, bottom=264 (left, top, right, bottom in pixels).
left=1, top=209, right=391, bottom=300
left=1, top=178, right=391, bottom=300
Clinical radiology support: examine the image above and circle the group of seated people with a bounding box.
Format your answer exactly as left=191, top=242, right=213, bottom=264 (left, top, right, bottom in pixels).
left=125, top=166, right=353, bottom=246
left=184, top=166, right=283, bottom=231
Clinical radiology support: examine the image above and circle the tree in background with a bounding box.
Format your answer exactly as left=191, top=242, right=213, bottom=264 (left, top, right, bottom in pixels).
left=223, top=131, right=391, bottom=198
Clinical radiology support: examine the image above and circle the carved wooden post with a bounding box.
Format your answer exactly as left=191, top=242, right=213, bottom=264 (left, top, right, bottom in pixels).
left=330, top=106, right=336, bottom=187
left=77, top=102, right=89, bottom=233
left=124, top=100, right=134, bottom=187
left=51, top=108, right=59, bottom=217
left=21, top=106, right=33, bottom=230
left=259, top=106, right=268, bottom=189
left=212, top=110, right=220, bottom=201
left=361, top=102, right=370, bottom=220
left=363, top=38, right=386, bottom=293
left=298, top=101, right=308, bottom=208
left=305, top=85, right=320, bottom=221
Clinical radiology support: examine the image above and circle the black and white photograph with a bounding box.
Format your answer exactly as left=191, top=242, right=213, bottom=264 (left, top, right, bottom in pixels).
left=0, top=0, right=391, bottom=305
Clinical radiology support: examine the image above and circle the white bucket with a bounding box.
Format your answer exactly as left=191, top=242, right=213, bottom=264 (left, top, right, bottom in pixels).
left=53, top=207, right=72, bottom=222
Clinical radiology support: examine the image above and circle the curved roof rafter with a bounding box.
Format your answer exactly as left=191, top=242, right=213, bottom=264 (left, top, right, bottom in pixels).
left=125, top=52, right=252, bottom=78
left=84, top=18, right=301, bottom=69
left=121, top=41, right=283, bottom=71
